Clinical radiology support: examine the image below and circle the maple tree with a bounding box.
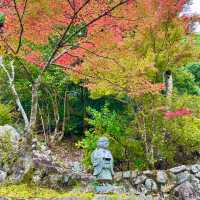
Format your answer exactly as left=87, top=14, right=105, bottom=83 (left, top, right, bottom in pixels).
left=73, top=0, right=198, bottom=100
left=0, top=0, right=198, bottom=140
left=0, top=0, right=132, bottom=140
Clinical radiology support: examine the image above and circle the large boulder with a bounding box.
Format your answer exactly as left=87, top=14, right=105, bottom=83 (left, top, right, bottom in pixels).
left=0, top=170, right=7, bottom=182
left=0, top=125, right=20, bottom=145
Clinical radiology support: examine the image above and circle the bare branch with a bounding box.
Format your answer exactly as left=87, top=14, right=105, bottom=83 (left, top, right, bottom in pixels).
left=13, top=0, right=29, bottom=54
left=0, top=58, right=29, bottom=128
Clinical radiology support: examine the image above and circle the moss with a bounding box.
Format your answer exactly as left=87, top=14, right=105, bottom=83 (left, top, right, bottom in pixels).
left=0, top=183, right=94, bottom=199
left=0, top=184, right=132, bottom=199
left=21, top=168, right=35, bottom=184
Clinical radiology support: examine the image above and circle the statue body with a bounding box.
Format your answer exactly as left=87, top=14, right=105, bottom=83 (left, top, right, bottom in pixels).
left=91, top=137, right=114, bottom=181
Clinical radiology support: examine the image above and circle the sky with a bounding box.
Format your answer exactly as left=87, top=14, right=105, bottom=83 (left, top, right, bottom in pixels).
left=181, top=0, right=200, bottom=32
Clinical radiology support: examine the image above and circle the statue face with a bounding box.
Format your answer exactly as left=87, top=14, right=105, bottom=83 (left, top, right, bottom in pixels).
left=97, top=137, right=109, bottom=149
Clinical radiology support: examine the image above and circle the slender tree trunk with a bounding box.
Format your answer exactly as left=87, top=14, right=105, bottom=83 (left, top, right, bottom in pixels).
left=0, top=57, right=29, bottom=129
left=25, top=77, right=41, bottom=140
left=164, top=70, right=173, bottom=97
left=59, top=91, right=67, bottom=141
left=38, top=105, right=47, bottom=143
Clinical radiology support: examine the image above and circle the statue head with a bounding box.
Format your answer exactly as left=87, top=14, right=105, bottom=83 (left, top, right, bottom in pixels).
left=97, top=137, right=109, bottom=149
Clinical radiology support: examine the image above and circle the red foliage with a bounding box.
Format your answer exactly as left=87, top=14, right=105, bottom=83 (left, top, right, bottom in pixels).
left=0, top=0, right=190, bottom=69
left=25, top=50, right=45, bottom=68
left=164, top=108, right=192, bottom=119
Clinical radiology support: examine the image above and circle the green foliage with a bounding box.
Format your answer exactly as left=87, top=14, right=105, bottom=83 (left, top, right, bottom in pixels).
left=173, top=68, right=200, bottom=95
left=133, top=93, right=200, bottom=168
left=0, top=13, right=5, bottom=24
left=79, top=93, right=200, bottom=170
left=77, top=130, right=98, bottom=169
left=173, top=63, right=200, bottom=95
left=0, top=104, right=12, bottom=125
left=0, top=133, right=18, bottom=168
left=78, top=104, right=145, bottom=170
left=184, top=63, right=200, bottom=84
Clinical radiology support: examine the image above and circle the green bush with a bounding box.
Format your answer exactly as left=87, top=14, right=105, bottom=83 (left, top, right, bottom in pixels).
left=0, top=103, right=12, bottom=125
left=77, top=104, right=145, bottom=170
left=0, top=133, right=18, bottom=168
left=79, top=94, right=200, bottom=171
left=133, top=94, right=200, bottom=168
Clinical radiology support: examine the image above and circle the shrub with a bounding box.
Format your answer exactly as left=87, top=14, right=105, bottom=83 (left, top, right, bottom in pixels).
left=79, top=94, right=200, bottom=171
left=0, top=103, right=13, bottom=125
left=77, top=104, right=145, bottom=170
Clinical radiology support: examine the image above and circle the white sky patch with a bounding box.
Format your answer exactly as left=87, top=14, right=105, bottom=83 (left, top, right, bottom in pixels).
left=181, top=0, right=200, bottom=33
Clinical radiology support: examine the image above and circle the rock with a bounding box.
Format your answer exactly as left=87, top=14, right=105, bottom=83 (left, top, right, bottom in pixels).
left=0, top=170, right=7, bottom=182
left=143, top=170, right=154, bottom=176
left=33, top=150, right=64, bottom=174
left=176, top=171, right=190, bottom=185
left=135, top=175, right=147, bottom=185
left=173, top=181, right=197, bottom=200
left=195, top=172, right=200, bottom=179
left=114, top=172, right=122, bottom=181
left=92, top=195, right=120, bottom=200
left=48, top=174, right=64, bottom=187
left=156, top=171, right=168, bottom=184
left=122, top=171, right=132, bottom=179
left=191, top=164, right=200, bottom=174
left=80, top=173, right=95, bottom=182
left=0, top=125, right=20, bottom=145
left=169, top=165, right=187, bottom=174
left=190, top=175, right=200, bottom=199
left=95, top=184, right=115, bottom=194
left=71, top=162, right=83, bottom=175
left=145, top=178, right=158, bottom=192
left=135, top=184, right=147, bottom=195
left=32, top=173, right=42, bottom=184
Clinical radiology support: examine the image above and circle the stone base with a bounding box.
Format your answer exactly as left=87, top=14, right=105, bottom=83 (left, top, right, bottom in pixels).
left=96, top=184, right=114, bottom=193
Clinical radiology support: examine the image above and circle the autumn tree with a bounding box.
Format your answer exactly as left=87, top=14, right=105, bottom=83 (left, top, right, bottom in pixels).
left=72, top=0, right=198, bottom=101
left=0, top=0, right=133, bottom=142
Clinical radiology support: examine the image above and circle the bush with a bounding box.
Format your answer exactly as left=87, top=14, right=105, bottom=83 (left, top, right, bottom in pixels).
left=77, top=104, right=145, bottom=170
left=0, top=103, right=13, bottom=125
left=79, top=94, right=200, bottom=171
left=133, top=94, right=200, bottom=168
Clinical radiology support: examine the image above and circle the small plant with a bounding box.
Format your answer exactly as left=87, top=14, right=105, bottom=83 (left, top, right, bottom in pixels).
left=0, top=13, right=5, bottom=25
left=0, top=103, right=13, bottom=125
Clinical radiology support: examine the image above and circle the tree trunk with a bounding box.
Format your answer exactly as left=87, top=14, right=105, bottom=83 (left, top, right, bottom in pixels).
left=25, top=77, right=41, bottom=141
left=164, top=70, right=173, bottom=97
left=0, top=57, right=29, bottom=129
left=164, top=70, right=173, bottom=108
left=59, top=91, right=67, bottom=141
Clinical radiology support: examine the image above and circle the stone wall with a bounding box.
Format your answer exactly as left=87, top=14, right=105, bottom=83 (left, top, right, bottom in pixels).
left=113, top=164, right=200, bottom=199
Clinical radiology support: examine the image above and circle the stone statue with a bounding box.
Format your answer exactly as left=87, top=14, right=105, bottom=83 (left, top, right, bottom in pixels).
left=91, top=137, right=114, bottom=193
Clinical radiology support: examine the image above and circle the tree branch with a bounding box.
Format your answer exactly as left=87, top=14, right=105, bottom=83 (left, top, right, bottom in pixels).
left=0, top=58, right=29, bottom=128
left=13, top=0, right=29, bottom=54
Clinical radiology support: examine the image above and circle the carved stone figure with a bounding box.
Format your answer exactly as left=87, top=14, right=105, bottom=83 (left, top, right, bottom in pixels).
left=91, top=137, right=114, bottom=193
left=91, top=137, right=114, bottom=181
